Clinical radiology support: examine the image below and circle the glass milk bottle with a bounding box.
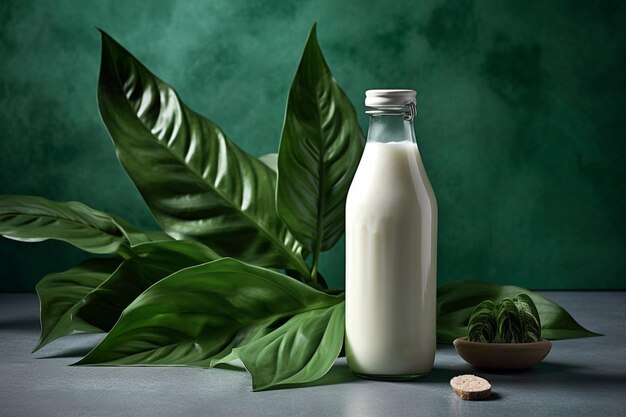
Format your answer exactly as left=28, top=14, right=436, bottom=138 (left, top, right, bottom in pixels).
left=345, top=89, right=437, bottom=379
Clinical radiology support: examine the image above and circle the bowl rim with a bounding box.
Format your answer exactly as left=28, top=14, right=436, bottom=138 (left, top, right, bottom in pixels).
left=453, top=336, right=552, bottom=348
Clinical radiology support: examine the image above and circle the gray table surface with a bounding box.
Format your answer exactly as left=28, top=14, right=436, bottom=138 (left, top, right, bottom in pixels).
left=1, top=292, right=625, bottom=417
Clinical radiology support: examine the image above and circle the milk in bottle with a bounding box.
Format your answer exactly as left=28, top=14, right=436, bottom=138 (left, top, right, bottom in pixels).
left=345, top=89, right=437, bottom=379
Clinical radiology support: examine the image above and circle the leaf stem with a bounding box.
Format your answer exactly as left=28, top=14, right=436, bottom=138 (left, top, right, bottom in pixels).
left=116, top=244, right=135, bottom=260
left=310, top=249, right=320, bottom=284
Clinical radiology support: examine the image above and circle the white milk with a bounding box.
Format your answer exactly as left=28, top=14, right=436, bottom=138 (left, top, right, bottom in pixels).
left=345, top=140, right=437, bottom=377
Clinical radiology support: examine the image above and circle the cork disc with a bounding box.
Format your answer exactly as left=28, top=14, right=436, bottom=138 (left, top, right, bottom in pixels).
left=450, top=374, right=492, bottom=400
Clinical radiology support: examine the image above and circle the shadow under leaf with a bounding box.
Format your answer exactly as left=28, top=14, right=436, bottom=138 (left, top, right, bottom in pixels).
left=0, top=315, right=40, bottom=331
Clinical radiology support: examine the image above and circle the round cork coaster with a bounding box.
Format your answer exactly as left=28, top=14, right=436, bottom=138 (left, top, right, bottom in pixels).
left=450, top=374, right=492, bottom=400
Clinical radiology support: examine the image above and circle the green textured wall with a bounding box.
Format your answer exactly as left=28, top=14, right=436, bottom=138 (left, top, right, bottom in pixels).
left=1, top=0, right=625, bottom=291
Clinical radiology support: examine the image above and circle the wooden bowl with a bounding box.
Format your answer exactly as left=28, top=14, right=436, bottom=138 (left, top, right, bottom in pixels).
left=453, top=337, right=552, bottom=370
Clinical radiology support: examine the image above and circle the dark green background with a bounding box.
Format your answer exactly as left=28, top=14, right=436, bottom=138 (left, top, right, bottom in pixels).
left=1, top=0, right=625, bottom=291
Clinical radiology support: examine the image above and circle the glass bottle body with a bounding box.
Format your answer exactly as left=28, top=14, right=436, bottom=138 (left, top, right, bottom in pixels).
left=345, top=108, right=437, bottom=379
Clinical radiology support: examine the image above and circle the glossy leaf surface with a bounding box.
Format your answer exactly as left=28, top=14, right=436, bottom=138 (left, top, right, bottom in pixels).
left=276, top=25, right=364, bottom=256
left=77, top=240, right=220, bottom=331
left=218, top=303, right=344, bottom=391
left=77, top=259, right=342, bottom=367
left=97, top=31, right=308, bottom=277
left=437, top=280, right=601, bottom=343
left=34, top=258, right=120, bottom=351
left=0, top=195, right=134, bottom=256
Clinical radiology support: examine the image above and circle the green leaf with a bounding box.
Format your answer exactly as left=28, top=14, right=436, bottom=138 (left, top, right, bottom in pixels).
left=217, top=303, right=344, bottom=391
left=111, top=216, right=173, bottom=247
left=276, top=24, right=364, bottom=261
left=97, top=31, right=308, bottom=278
left=512, top=294, right=542, bottom=342
left=0, top=195, right=135, bottom=257
left=494, top=298, right=524, bottom=343
left=34, top=258, right=121, bottom=351
left=77, top=240, right=220, bottom=331
left=467, top=300, right=496, bottom=343
left=437, top=280, right=601, bottom=343
left=76, top=258, right=342, bottom=367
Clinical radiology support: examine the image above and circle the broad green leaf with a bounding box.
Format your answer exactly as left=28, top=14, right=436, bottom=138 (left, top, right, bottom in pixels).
left=0, top=195, right=134, bottom=257
left=97, top=31, right=308, bottom=278
left=111, top=216, right=173, bottom=247
left=76, top=258, right=342, bottom=367
left=217, top=303, right=344, bottom=391
left=437, top=280, right=601, bottom=343
left=437, top=326, right=468, bottom=344
left=77, top=240, right=220, bottom=331
left=35, top=240, right=216, bottom=351
left=34, top=258, right=121, bottom=351
left=276, top=24, right=364, bottom=259
left=467, top=300, right=496, bottom=343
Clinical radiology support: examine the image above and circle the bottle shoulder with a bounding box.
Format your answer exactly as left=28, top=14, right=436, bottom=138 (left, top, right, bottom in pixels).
left=349, top=143, right=435, bottom=198
left=347, top=174, right=436, bottom=217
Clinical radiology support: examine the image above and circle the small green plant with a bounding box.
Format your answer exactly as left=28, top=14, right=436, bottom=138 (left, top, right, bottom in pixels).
left=468, top=294, right=542, bottom=343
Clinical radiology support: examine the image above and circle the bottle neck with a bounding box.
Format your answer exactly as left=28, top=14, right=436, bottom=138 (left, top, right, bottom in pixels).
left=366, top=113, right=416, bottom=144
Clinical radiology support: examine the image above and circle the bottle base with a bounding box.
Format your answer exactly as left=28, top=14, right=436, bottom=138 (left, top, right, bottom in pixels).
left=353, top=371, right=430, bottom=381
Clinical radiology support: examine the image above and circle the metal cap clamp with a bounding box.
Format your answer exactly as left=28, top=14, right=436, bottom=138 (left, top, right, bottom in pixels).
left=404, top=101, right=417, bottom=121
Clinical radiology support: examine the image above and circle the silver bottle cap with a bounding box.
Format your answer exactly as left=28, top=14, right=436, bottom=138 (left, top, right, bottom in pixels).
left=365, top=89, right=417, bottom=120
left=365, top=89, right=416, bottom=107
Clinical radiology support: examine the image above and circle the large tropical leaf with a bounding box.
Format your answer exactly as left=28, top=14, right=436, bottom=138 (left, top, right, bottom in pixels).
left=0, top=195, right=136, bottom=257
left=110, top=216, right=173, bottom=247
left=217, top=302, right=344, bottom=391
left=77, top=239, right=219, bottom=331
left=276, top=25, right=364, bottom=264
left=34, top=240, right=217, bottom=351
left=437, top=280, right=601, bottom=343
left=97, top=31, right=308, bottom=277
left=34, top=258, right=121, bottom=351
left=76, top=258, right=342, bottom=370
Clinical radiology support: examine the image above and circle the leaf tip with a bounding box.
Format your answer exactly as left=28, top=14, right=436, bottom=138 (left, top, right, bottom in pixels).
left=71, top=357, right=89, bottom=366
left=32, top=328, right=47, bottom=353
left=96, top=27, right=112, bottom=41
left=250, top=381, right=272, bottom=392
left=97, top=29, right=124, bottom=56
left=306, top=22, right=319, bottom=46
